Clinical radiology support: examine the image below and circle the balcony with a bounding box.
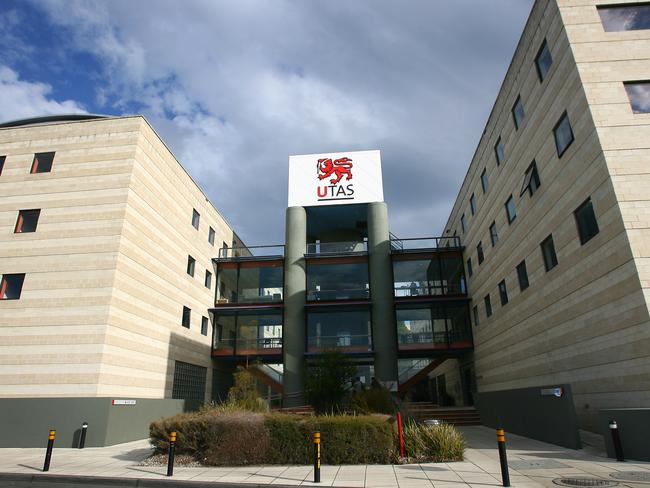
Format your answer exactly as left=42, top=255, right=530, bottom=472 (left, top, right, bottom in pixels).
left=396, top=303, right=472, bottom=353
left=393, top=248, right=466, bottom=299
left=212, top=310, right=282, bottom=357
left=305, top=240, right=367, bottom=257
left=306, top=258, right=369, bottom=302
left=307, top=308, right=372, bottom=354
left=390, top=236, right=461, bottom=252
left=215, top=259, right=284, bottom=306
left=216, top=244, right=284, bottom=261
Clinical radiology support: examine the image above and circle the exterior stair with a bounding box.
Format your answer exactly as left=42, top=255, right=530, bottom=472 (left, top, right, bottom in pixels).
left=404, top=401, right=482, bottom=426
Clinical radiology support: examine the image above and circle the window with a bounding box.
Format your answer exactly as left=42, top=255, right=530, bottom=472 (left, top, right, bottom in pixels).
left=218, top=261, right=283, bottom=303
left=14, top=209, right=41, bottom=233
left=535, top=39, right=553, bottom=82
left=498, top=279, right=509, bottom=306
left=187, top=255, right=195, bottom=276
left=461, top=214, right=467, bottom=234
left=205, top=270, right=212, bottom=289
left=494, top=137, right=505, bottom=166
left=540, top=235, right=558, bottom=272
left=624, top=81, right=650, bottom=113
left=172, top=361, right=206, bottom=401
left=484, top=294, right=492, bottom=318
left=554, top=112, right=574, bottom=157
left=308, top=260, right=369, bottom=300
left=477, top=241, right=484, bottom=265
left=470, top=194, right=476, bottom=215
left=1, top=273, right=25, bottom=300
left=182, top=306, right=191, bottom=328
left=0, top=155, right=5, bottom=175
left=574, top=198, right=600, bottom=245
left=466, top=258, right=473, bottom=278
left=481, top=168, right=489, bottom=193
left=489, top=222, right=498, bottom=247
left=201, top=316, right=209, bottom=336
left=512, top=96, right=525, bottom=130
left=520, top=160, right=541, bottom=197
left=472, top=305, right=479, bottom=327
left=516, top=260, right=529, bottom=292
left=30, top=152, right=55, bottom=174
left=505, top=195, right=517, bottom=224
left=308, top=309, right=371, bottom=352
left=208, top=226, right=216, bottom=245
left=192, top=209, right=200, bottom=229
left=598, top=4, right=650, bottom=31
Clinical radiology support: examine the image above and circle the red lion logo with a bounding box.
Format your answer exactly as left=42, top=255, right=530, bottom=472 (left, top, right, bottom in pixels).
left=317, top=157, right=353, bottom=185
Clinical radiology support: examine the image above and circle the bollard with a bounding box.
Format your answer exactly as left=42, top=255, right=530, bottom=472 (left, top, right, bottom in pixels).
left=608, top=420, right=625, bottom=462
left=496, top=428, right=510, bottom=487
left=396, top=411, right=405, bottom=459
left=167, top=431, right=177, bottom=477
left=43, top=429, right=56, bottom=472
left=79, top=422, right=88, bottom=449
left=313, top=431, right=321, bottom=483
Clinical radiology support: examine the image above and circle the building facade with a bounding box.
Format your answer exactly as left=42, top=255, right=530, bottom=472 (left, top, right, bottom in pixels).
left=0, top=114, right=243, bottom=446
left=443, top=0, right=650, bottom=433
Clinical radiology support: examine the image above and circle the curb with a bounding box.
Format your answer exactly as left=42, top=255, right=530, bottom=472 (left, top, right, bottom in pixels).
left=0, top=472, right=317, bottom=487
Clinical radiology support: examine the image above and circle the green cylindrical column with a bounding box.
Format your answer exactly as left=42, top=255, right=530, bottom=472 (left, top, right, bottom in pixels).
left=367, top=202, right=398, bottom=385
left=283, top=206, right=307, bottom=406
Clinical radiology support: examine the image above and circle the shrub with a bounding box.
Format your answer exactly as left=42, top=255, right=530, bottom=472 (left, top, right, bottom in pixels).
left=350, top=386, right=395, bottom=414
left=265, top=413, right=311, bottom=464
left=226, top=367, right=266, bottom=412
left=402, top=420, right=465, bottom=462
left=305, top=351, right=357, bottom=414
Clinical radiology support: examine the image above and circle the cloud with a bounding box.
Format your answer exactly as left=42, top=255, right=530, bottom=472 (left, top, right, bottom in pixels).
left=0, top=66, right=86, bottom=121
left=14, top=0, right=533, bottom=244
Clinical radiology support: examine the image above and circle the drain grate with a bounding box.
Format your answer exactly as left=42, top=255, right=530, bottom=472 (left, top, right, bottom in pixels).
left=610, top=472, right=650, bottom=483
left=553, top=478, right=619, bottom=487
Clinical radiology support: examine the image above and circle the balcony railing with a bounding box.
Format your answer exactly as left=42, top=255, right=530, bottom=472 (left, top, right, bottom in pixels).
left=213, top=337, right=283, bottom=356
left=306, top=241, right=367, bottom=256
left=390, top=236, right=461, bottom=251
left=307, top=334, right=372, bottom=353
left=397, top=330, right=472, bottom=350
left=394, top=280, right=466, bottom=297
left=217, top=245, right=284, bottom=260
left=307, top=287, right=369, bottom=301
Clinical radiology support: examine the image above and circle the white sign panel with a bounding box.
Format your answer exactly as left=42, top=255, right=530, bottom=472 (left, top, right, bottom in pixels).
left=288, top=150, right=384, bottom=207
left=111, top=399, right=137, bottom=405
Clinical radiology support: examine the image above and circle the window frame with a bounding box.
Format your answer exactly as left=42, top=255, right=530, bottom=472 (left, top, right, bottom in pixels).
left=470, top=194, right=476, bottom=216
left=461, top=214, right=467, bottom=234
left=14, top=209, right=41, bottom=233
left=472, top=305, right=480, bottom=327
left=484, top=294, right=492, bottom=318
left=505, top=195, right=517, bottom=224
left=30, top=152, right=55, bottom=174
left=466, top=258, right=473, bottom=278
left=498, top=279, right=509, bottom=306
left=516, top=260, right=529, bottom=292
left=512, top=95, right=525, bottom=130
left=597, top=3, right=650, bottom=32
left=494, top=137, right=505, bottom=166
left=477, top=241, right=484, bottom=265
left=520, top=160, right=541, bottom=197
left=187, top=255, right=196, bottom=277
left=192, top=209, right=200, bottom=230
left=208, top=226, right=216, bottom=245
left=0, top=155, right=5, bottom=176
left=182, top=306, right=191, bottom=329
left=540, top=234, right=558, bottom=272
left=554, top=111, right=574, bottom=158
left=574, top=197, right=600, bottom=245
left=481, top=168, right=489, bottom=194
left=205, top=269, right=212, bottom=289
left=1, top=273, right=26, bottom=300
left=535, top=39, right=553, bottom=82
left=489, top=221, right=498, bottom=247
left=201, top=316, right=209, bottom=336
left=623, top=81, right=650, bottom=114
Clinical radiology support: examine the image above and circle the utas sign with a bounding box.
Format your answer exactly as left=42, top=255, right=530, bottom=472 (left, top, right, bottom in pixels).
left=288, top=150, right=384, bottom=207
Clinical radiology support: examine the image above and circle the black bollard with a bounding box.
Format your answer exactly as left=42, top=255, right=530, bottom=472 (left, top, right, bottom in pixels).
left=43, top=430, right=56, bottom=472
left=496, top=428, right=510, bottom=487
left=79, top=422, right=88, bottom=449
left=313, top=431, right=321, bottom=483
left=167, top=431, right=177, bottom=477
left=609, top=420, right=625, bottom=462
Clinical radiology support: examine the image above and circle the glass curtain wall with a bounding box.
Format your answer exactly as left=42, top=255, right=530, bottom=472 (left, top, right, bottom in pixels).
left=216, top=261, right=283, bottom=304
left=396, top=303, right=471, bottom=350
left=307, top=309, right=371, bottom=352
left=393, top=253, right=465, bottom=297
left=213, top=311, right=283, bottom=356
left=306, top=260, right=369, bottom=301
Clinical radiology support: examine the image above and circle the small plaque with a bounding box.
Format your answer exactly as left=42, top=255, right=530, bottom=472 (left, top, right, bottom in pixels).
left=541, top=387, right=563, bottom=397
left=112, top=399, right=136, bottom=405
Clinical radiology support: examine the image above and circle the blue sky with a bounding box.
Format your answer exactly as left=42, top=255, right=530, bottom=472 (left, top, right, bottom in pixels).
left=0, top=0, right=534, bottom=244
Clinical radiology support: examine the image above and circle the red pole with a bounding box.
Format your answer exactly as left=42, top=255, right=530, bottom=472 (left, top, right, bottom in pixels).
left=397, top=411, right=405, bottom=458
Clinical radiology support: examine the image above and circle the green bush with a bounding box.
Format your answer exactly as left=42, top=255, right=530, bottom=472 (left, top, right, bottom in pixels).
left=150, top=410, right=395, bottom=465
left=402, top=420, right=465, bottom=462
left=305, top=351, right=356, bottom=414
left=350, top=387, right=395, bottom=414
left=226, top=367, right=266, bottom=412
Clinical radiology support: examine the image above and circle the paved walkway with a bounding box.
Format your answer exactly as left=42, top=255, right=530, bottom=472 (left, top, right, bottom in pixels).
left=0, top=426, right=647, bottom=487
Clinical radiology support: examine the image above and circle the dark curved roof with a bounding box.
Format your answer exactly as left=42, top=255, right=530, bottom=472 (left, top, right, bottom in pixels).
left=0, top=114, right=111, bottom=128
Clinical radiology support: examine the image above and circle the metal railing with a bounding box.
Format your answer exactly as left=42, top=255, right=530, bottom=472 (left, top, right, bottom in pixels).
left=307, top=334, right=372, bottom=351
left=397, top=329, right=472, bottom=349
left=305, top=240, right=367, bottom=256
left=217, top=244, right=285, bottom=260
left=390, top=236, right=461, bottom=251
left=394, top=280, right=466, bottom=297
left=398, top=358, right=432, bottom=383
left=306, top=287, right=369, bottom=301
left=214, top=337, right=283, bottom=355
left=389, top=232, right=404, bottom=251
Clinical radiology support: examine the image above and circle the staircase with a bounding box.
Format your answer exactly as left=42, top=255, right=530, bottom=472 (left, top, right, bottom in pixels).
left=404, top=401, right=482, bottom=426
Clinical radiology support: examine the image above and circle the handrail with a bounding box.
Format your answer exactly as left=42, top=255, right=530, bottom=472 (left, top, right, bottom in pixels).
left=217, top=244, right=285, bottom=259
left=390, top=236, right=461, bottom=250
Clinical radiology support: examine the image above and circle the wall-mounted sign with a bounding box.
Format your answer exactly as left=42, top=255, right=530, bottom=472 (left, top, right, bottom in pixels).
left=540, top=387, right=563, bottom=398
left=288, top=150, right=384, bottom=207
left=111, top=399, right=137, bottom=405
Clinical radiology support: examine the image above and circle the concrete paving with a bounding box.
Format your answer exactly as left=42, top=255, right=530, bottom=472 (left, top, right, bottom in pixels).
left=0, top=426, right=647, bottom=487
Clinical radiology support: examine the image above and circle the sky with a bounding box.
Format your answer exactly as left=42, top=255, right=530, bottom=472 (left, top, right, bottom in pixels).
left=0, top=0, right=534, bottom=245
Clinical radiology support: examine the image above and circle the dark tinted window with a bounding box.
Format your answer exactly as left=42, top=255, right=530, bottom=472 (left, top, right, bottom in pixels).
left=0, top=155, right=5, bottom=175
left=481, top=168, right=489, bottom=193
left=598, top=4, right=650, bottom=31
left=30, top=152, right=55, bottom=173
left=505, top=195, right=517, bottom=224
left=498, top=279, right=508, bottom=306
left=461, top=214, right=467, bottom=233
left=624, top=81, right=650, bottom=113
left=14, top=209, right=41, bottom=233
left=484, top=294, right=492, bottom=317
left=512, top=96, right=525, bottom=129
left=516, top=260, right=529, bottom=291
left=494, top=138, right=505, bottom=165
left=554, top=112, right=574, bottom=157
left=466, top=258, right=473, bottom=278
left=574, top=198, right=600, bottom=245
left=208, top=227, right=216, bottom=245
left=541, top=235, right=558, bottom=272
left=520, top=160, right=541, bottom=197
left=187, top=255, right=195, bottom=276
left=489, top=222, right=498, bottom=247
left=470, top=194, right=476, bottom=215
left=182, top=306, right=191, bottom=328
left=205, top=270, right=212, bottom=289
left=1, top=273, right=25, bottom=300
left=477, top=242, right=484, bottom=265
left=535, top=40, right=553, bottom=82
left=472, top=305, right=479, bottom=327
left=192, top=209, right=200, bottom=229
left=201, top=316, right=209, bottom=336
left=308, top=260, right=369, bottom=300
